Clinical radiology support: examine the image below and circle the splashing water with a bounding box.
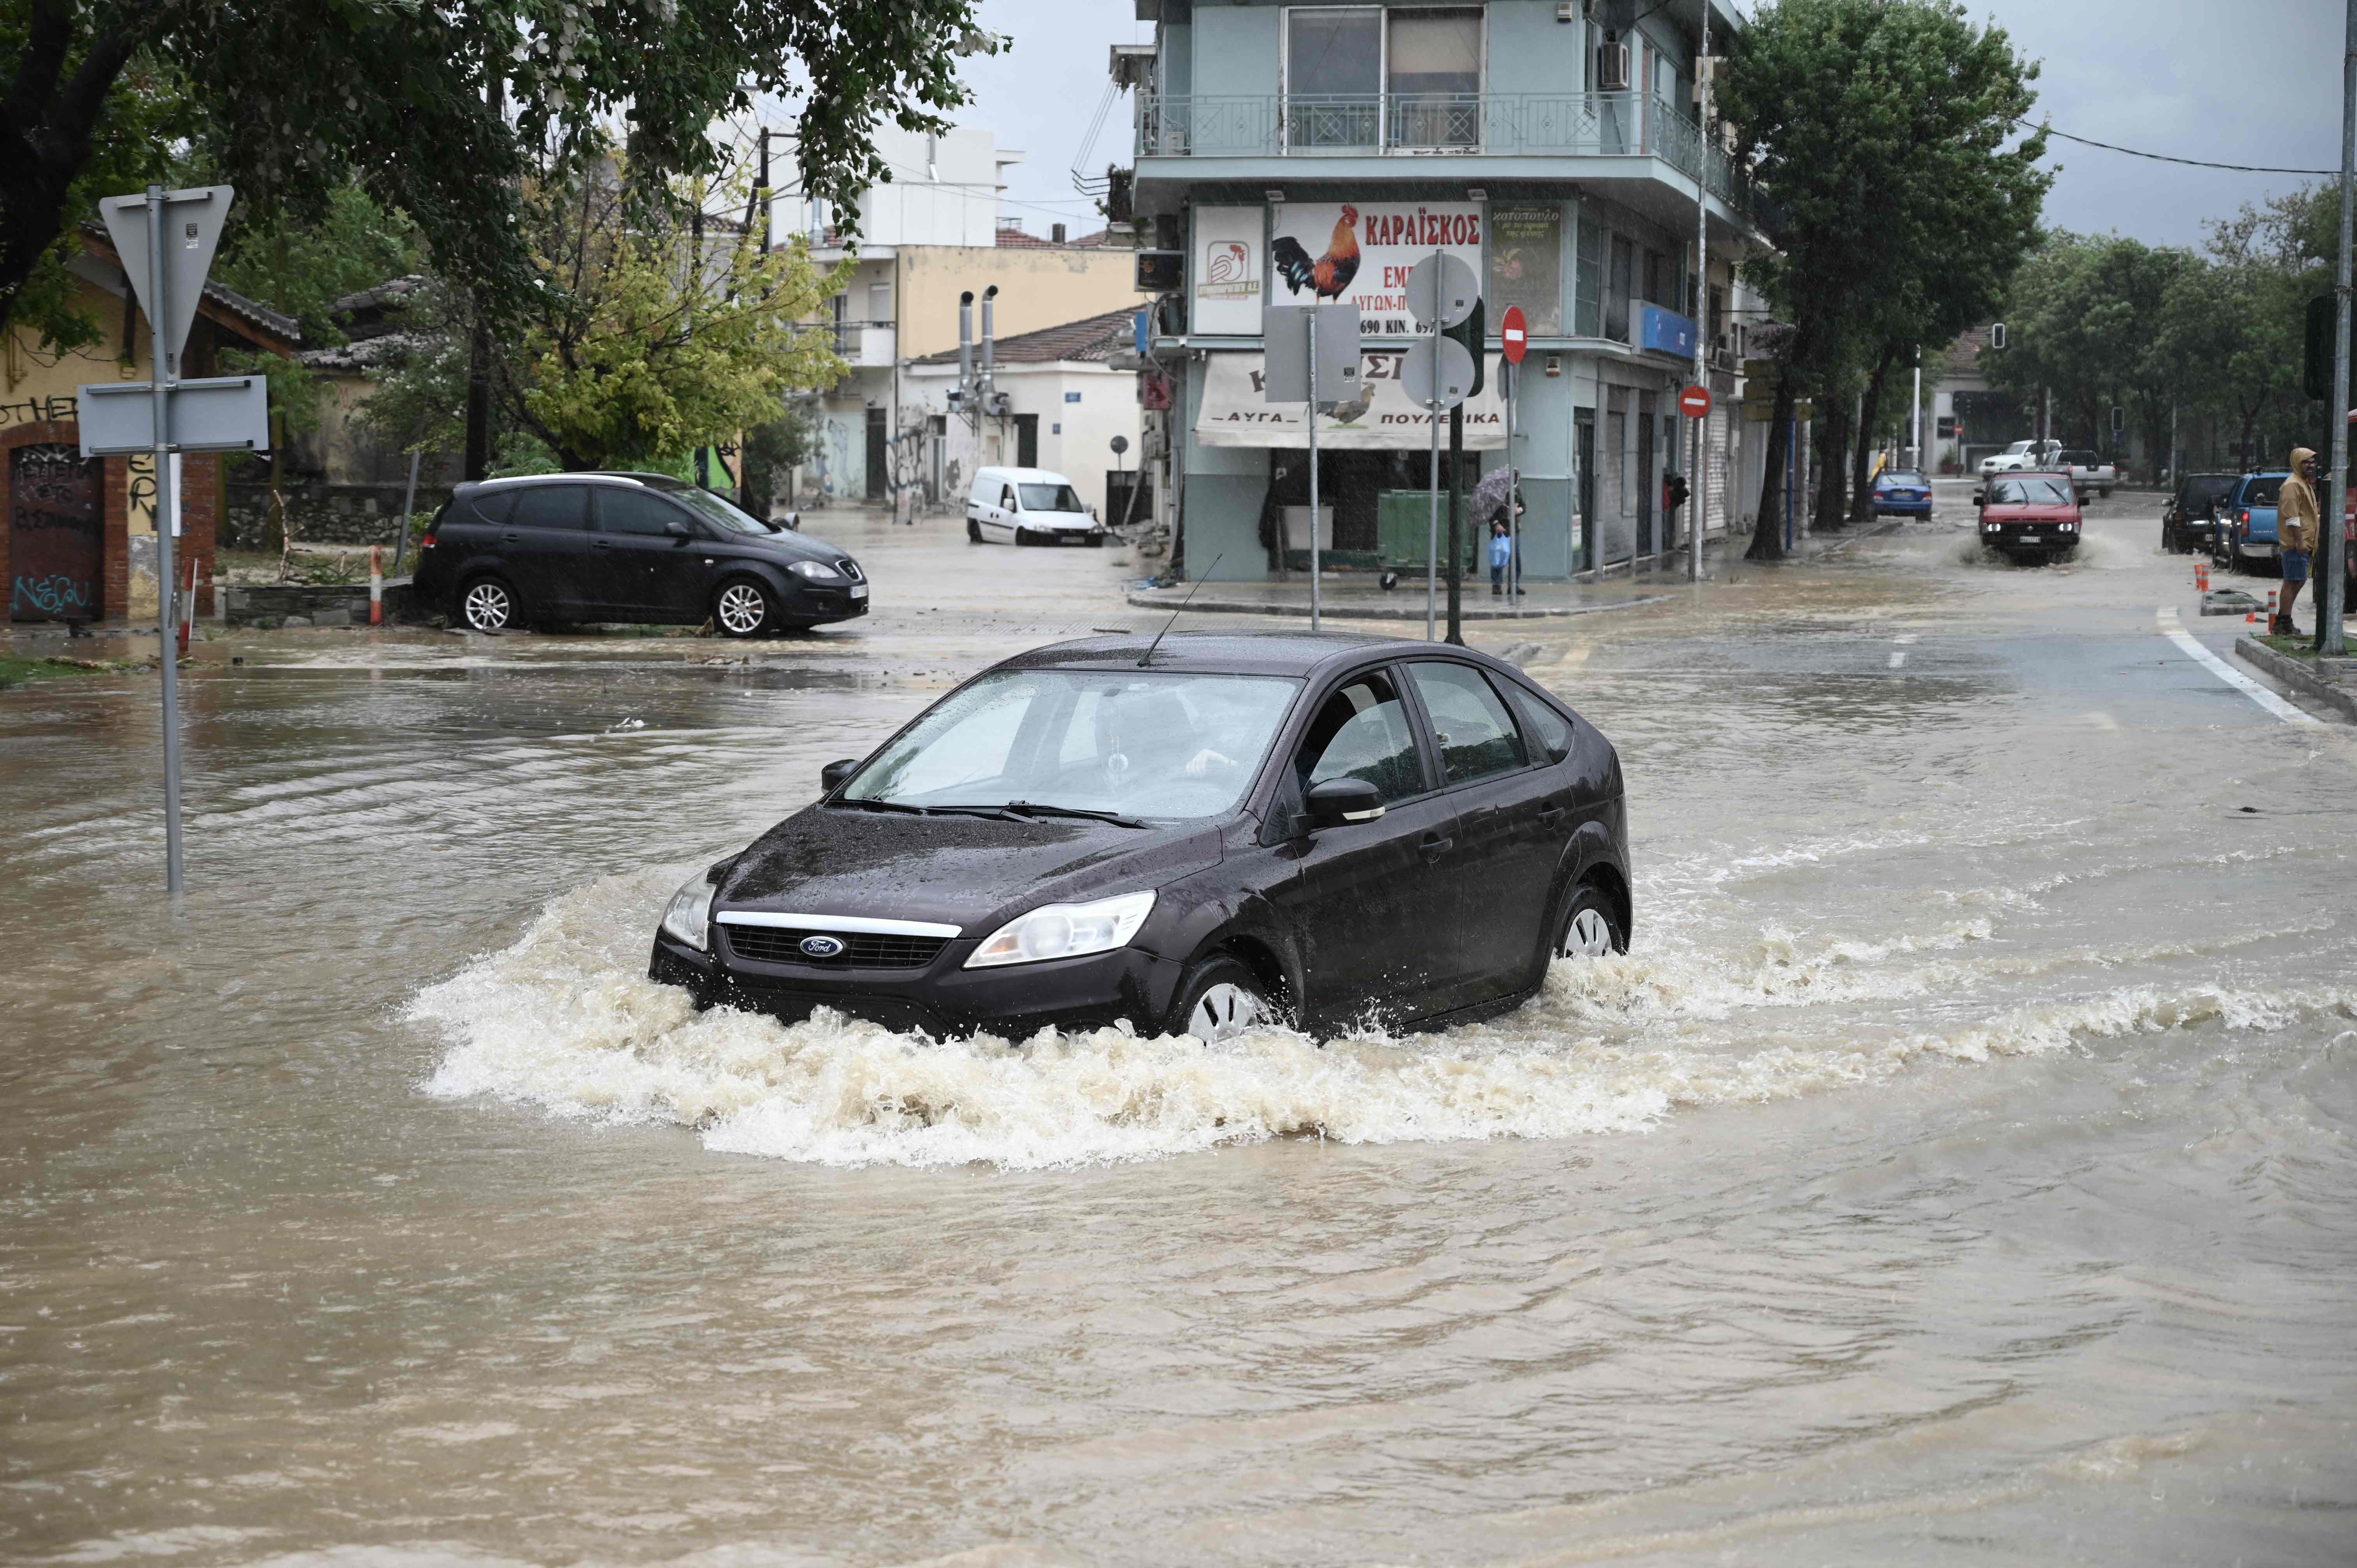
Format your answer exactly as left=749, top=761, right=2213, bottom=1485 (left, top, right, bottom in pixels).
left=410, top=860, right=2355, bottom=1170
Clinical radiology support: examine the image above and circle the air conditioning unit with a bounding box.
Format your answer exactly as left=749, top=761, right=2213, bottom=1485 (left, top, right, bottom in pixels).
left=1596, top=34, right=1631, bottom=92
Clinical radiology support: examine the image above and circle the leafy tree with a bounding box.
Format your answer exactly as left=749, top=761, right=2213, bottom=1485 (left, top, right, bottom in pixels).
left=741, top=410, right=818, bottom=516
left=1981, top=232, right=2194, bottom=470
left=209, top=184, right=422, bottom=345
left=360, top=155, right=845, bottom=474
left=0, top=0, right=992, bottom=341
left=1721, top=0, right=2047, bottom=558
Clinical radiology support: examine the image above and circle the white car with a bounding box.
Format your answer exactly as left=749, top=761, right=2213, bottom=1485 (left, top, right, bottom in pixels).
left=1979, top=438, right=2061, bottom=479
left=965, top=466, right=1108, bottom=547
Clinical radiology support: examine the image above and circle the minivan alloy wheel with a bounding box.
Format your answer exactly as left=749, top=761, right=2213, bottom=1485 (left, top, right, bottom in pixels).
left=715, top=581, right=772, bottom=637
left=461, top=578, right=514, bottom=632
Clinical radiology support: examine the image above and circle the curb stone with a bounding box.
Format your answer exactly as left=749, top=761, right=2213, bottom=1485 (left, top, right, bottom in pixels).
left=2234, top=636, right=2357, bottom=725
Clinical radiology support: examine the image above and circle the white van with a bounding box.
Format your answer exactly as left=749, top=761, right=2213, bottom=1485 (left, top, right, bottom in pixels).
left=965, top=466, right=1107, bottom=547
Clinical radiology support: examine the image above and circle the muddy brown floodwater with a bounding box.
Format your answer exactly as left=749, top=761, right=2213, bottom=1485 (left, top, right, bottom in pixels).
left=4, top=500, right=2354, bottom=1566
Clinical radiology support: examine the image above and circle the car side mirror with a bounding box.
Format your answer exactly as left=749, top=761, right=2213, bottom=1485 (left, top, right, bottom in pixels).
left=1973, top=492, right=1986, bottom=507
left=1305, top=777, right=1383, bottom=828
left=820, top=758, right=859, bottom=793
left=664, top=518, right=693, bottom=538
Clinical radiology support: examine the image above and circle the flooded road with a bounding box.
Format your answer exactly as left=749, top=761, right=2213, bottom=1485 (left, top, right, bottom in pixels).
left=5, top=499, right=2354, bottom=1564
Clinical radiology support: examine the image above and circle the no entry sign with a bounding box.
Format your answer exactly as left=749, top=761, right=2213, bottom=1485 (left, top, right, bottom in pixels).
left=1677, top=383, right=1712, bottom=417
left=1500, top=305, right=1528, bottom=366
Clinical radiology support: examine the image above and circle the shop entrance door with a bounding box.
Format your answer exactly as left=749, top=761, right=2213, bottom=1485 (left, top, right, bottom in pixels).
left=1636, top=392, right=1657, bottom=558
left=9, top=444, right=102, bottom=622
left=1574, top=413, right=1595, bottom=574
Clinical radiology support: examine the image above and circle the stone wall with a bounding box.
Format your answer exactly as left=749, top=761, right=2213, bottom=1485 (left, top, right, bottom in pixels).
left=223, top=477, right=454, bottom=549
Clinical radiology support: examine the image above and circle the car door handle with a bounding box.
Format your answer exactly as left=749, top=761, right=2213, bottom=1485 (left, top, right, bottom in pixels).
left=1418, top=832, right=1452, bottom=862
left=1538, top=801, right=1567, bottom=823
left=500, top=531, right=519, bottom=543
left=591, top=539, right=613, bottom=550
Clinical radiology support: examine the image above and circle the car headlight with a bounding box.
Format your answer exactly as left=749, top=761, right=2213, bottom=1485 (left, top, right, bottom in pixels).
left=788, top=560, right=845, bottom=583
left=965, top=890, right=1156, bottom=969
left=659, top=873, right=716, bottom=952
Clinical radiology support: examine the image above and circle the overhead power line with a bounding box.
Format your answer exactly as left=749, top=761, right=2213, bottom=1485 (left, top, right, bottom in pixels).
left=2027, top=120, right=2334, bottom=177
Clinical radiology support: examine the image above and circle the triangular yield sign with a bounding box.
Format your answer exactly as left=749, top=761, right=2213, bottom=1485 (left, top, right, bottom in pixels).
left=99, top=185, right=234, bottom=371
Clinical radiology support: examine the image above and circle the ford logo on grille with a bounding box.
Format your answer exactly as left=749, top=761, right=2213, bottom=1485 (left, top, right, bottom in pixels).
left=799, top=934, right=846, bottom=958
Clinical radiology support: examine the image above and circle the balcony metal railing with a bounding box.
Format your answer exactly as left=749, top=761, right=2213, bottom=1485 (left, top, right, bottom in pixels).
left=1139, top=91, right=1752, bottom=214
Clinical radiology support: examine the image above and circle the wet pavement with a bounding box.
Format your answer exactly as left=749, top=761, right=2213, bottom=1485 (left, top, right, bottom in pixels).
left=4, top=495, right=2355, bottom=1566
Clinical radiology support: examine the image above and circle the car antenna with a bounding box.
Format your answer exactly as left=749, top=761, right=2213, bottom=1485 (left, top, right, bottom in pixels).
left=1137, top=553, right=1223, bottom=667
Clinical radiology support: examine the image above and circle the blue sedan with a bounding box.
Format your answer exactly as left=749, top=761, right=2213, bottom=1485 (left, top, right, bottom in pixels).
left=1872, top=468, right=1933, bottom=516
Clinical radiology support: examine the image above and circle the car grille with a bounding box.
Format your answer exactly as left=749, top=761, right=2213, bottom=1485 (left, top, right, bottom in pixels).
left=835, top=559, right=864, bottom=583
left=723, top=924, right=947, bottom=969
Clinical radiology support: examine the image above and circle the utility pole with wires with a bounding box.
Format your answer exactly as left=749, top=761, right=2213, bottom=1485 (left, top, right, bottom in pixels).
left=2322, top=0, right=2354, bottom=655
left=1689, top=5, right=1711, bottom=584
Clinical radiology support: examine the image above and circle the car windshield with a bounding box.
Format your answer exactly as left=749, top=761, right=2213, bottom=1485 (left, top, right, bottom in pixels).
left=843, top=669, right=1301, bottom=820
left=1878, top=470, right=1926, bottom=487
left=1989, top=477, right=2072, bottom=505
left=2002, top=441, right=2033, bottom=454
left=669, top=485, right=777, bottom=534
left=2239, top=477, right=2283, bottom=507
left=2186, top=476, right=2236, bottom=502
left=1017, top=483, right=1085, bottom=514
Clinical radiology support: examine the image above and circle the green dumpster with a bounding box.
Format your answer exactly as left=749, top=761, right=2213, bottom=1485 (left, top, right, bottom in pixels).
left=1377, top=490, right=1481, bottom=573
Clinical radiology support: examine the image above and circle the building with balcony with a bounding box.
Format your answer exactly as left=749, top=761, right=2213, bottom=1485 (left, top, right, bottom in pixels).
left=767, top=123, right=1155, bottom=506
left=1125, top=0, right=1767, bottom=580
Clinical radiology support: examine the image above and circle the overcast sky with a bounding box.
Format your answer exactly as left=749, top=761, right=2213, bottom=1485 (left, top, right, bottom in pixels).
left=952, top=0, right=2345, bottom=251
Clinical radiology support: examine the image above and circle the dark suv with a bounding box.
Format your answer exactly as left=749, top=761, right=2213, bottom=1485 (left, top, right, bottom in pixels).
left=413, top=473, right=868, bottom=636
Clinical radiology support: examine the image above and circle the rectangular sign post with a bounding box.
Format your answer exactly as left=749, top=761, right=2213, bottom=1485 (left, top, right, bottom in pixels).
left=1265, top=302, right=1360, bottom=632
left=81, top=184, right=253, bottom=895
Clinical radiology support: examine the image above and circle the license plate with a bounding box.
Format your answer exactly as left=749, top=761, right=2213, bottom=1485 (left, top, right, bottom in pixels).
left=2018, top=534, right=2043, bottom=544
left=1061, top=534, right=1087, bottom=546
left=849, top=583, right=868, bottom=600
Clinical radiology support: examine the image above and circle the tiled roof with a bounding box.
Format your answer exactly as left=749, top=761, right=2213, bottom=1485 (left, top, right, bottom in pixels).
left=910, top=305, right=1141, bottom=367
left=79, top=222, right=300, bottom=350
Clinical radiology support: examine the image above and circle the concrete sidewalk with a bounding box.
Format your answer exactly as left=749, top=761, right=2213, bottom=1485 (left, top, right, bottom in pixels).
left=1124, top=574, right=1676, bottom=622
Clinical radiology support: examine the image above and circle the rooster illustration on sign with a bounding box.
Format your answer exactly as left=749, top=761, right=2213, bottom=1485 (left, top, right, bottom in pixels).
left=1205, top=241, right=1251, bottom=283
left=1271, top=204, right=1361, bottom=302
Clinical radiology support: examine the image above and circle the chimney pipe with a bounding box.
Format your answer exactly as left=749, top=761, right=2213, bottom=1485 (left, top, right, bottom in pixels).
left=957, top=290, right=975, bottom=400
left=1052, top=222, right=1067, bottom=243
left=981, top=285, right=998, bottom=398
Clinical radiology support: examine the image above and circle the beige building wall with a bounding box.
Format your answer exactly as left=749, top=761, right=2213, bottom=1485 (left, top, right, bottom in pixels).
left=891, top=246, right=1147, bottom=358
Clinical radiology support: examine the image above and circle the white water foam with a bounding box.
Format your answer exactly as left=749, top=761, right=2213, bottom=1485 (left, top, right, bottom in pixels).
left=409, top=869, right=2356, bottom=1170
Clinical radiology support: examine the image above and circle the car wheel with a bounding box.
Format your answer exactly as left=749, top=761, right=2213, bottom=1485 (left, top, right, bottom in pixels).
left=2100, top=487, right=2112, bottom=498
left=713, top=578, right=776, bottom=638
left=458, top=575, right=518, bottom=633
left=1088, top=533, right=1106, bottom=548
left=967, top=518, right=982, bottom=543
left=1554, top=883, right=1627, bottom=961
left=1166, top=955, right=1272, bottom=1044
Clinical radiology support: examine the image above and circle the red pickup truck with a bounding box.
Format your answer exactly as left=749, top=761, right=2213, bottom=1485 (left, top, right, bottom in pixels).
left=1975, top=471, right=2082, bottom=564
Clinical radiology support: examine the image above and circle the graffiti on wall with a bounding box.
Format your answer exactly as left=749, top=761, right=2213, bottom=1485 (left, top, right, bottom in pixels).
left=9, top=443, right=101, bottom=622
left=0, top=394, right=79, bottom=427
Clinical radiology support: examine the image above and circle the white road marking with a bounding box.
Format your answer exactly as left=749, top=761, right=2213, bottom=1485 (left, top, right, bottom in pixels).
left=2155, top=607, right=2322, bottom=727
left=1894, top=633, right=1920, bottom=645
left=1887, top=650, right=1907, bottom=669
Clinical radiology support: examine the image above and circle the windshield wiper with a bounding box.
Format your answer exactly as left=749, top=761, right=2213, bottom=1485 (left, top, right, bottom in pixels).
left=997, top=800, right=1152, bottom=829
left=833, top=798, right=936, bottom=816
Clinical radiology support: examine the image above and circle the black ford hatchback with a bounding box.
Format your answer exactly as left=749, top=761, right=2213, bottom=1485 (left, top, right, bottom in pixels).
left=649, top=631, right=1631, bottom=1042
left=413, top=472, right=868, bottom=635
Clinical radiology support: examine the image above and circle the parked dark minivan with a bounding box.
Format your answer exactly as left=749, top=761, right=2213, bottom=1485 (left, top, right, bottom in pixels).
left=413, top=473, right=868, bottom=635
left=649, top=631, right=1633, bottom=1043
